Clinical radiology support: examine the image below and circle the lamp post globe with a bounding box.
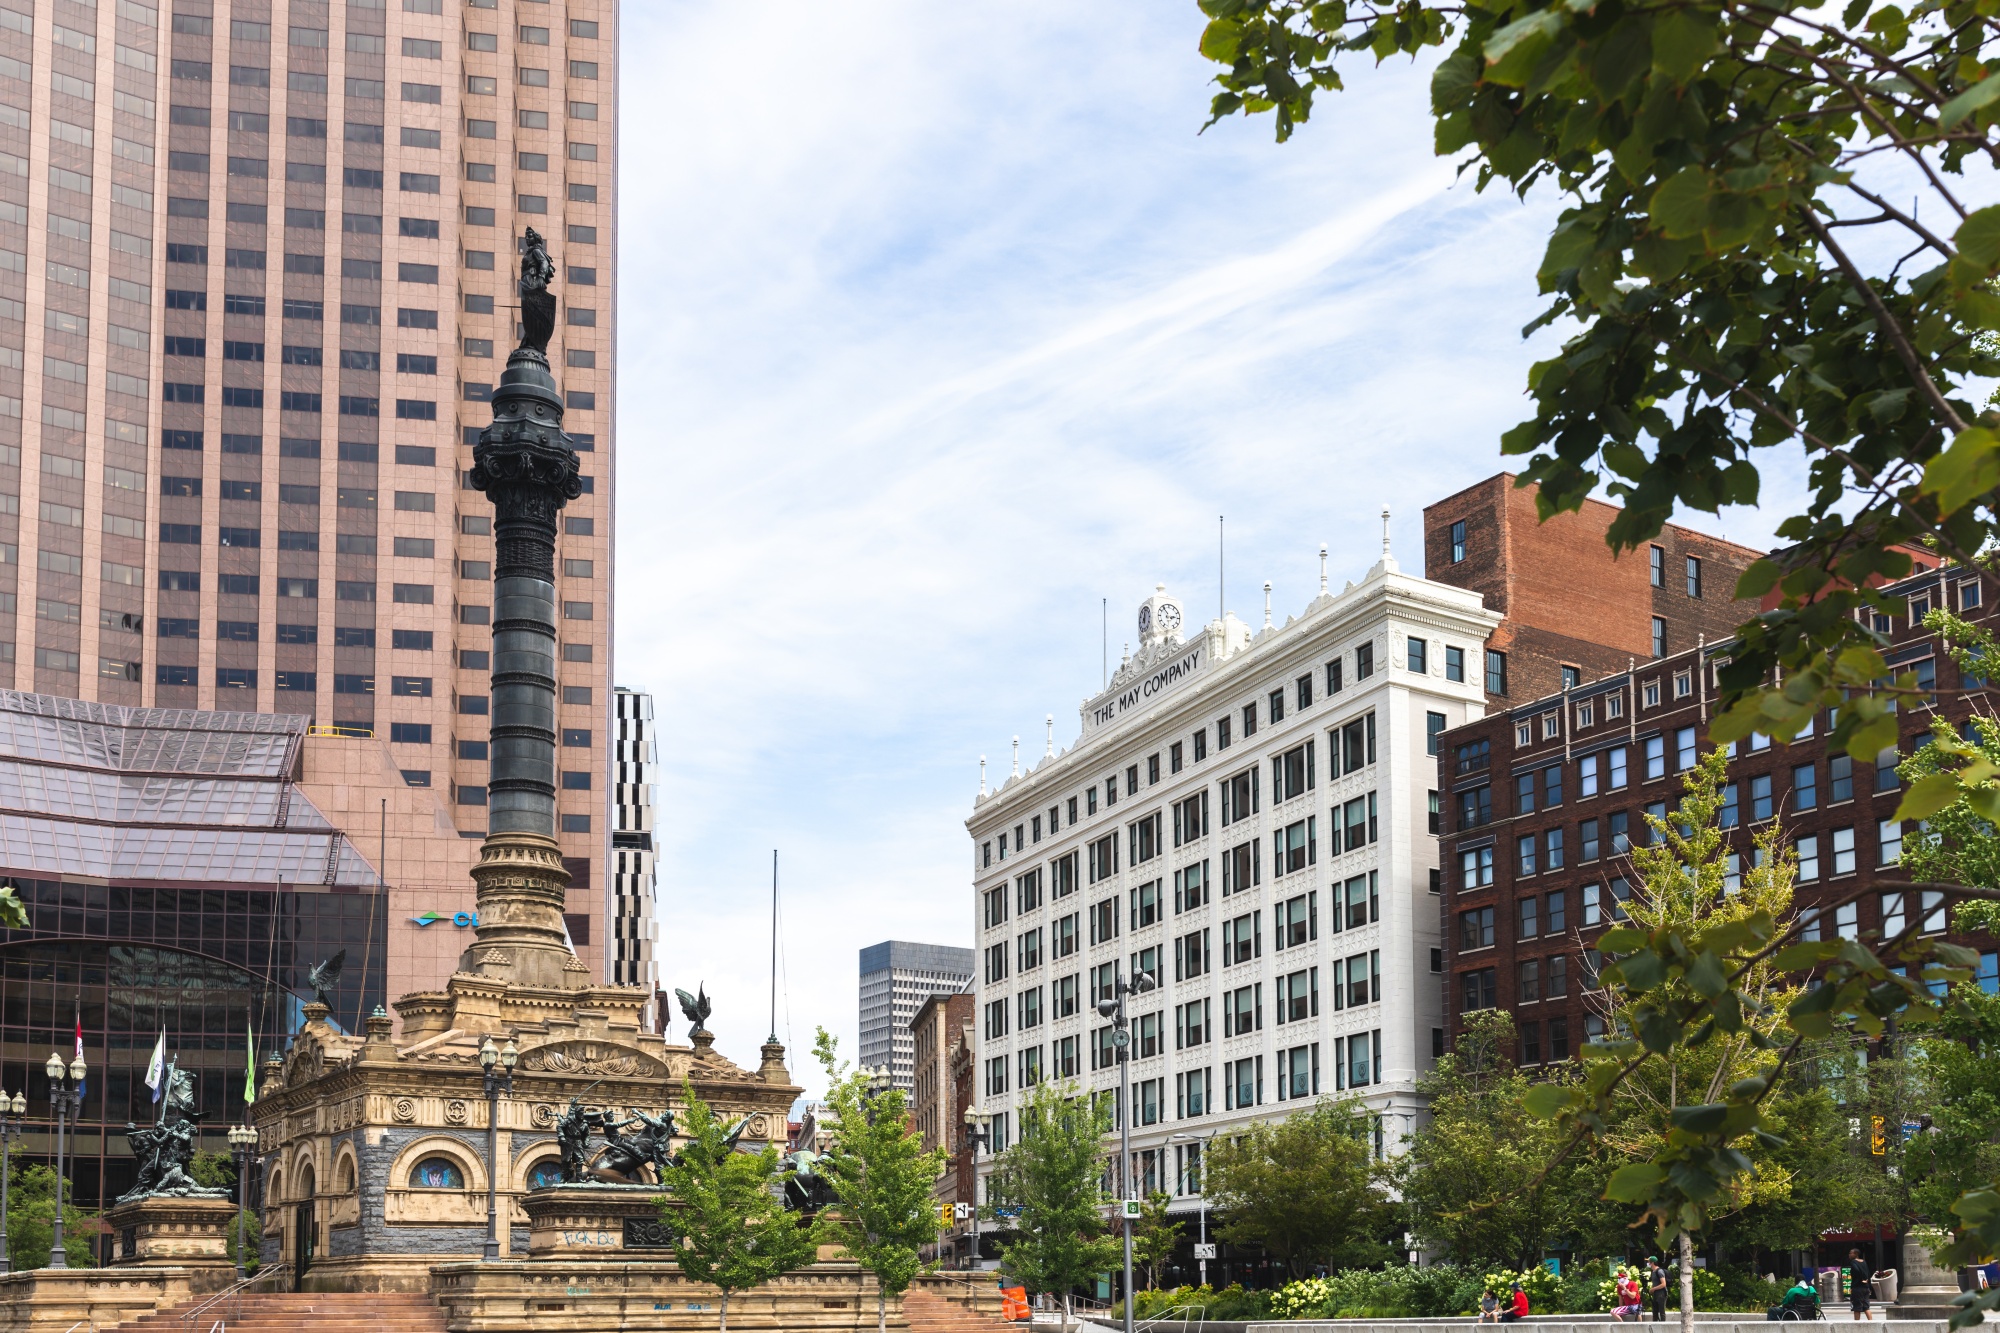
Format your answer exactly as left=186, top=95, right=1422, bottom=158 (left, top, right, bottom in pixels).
left=43, top=1050, right=83, bottom=1270
left=480, top=1033, right=515, bottom=1261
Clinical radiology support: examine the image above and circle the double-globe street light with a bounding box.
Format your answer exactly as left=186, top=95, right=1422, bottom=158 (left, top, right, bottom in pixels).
left=0, top=1086, right=24, bottom=1273
left=478, top=1036, right=519, bottom=1261
left=43, top=1051, right=85, bottom=1270
left=227, top=1123, right=259, bottom=1278
left=961, top=1108, right=991, bottom=1271
left=1096, top=964, right=1157, bottom=1333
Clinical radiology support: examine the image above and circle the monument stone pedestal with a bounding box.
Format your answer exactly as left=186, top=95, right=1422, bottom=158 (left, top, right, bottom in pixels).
left=1895, top=1233, right=1965, bottom=1320
left=522, top=1184, right=671, bottom=1258
left=103, top=1194, right=239, bottom=1293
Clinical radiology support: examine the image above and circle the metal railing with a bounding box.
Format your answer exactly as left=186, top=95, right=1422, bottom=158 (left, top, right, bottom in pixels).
left=178, top=1263, right=289, bottom=1333
left=1135, top=1304, right=1209, bottom=1332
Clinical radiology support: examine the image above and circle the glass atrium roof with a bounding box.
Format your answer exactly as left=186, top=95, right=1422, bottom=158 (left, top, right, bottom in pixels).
left=0, top=692, right=377, bottom=887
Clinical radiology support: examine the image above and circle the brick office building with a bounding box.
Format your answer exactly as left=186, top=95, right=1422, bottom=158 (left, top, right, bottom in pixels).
left=1424, top=476, right=1763, bottom=709
left=1436, top=559, right=2000, bottom=1065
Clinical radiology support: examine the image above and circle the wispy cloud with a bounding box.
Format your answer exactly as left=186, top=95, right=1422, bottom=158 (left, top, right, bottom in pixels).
left=611, top=3, right=1783, bottom=1088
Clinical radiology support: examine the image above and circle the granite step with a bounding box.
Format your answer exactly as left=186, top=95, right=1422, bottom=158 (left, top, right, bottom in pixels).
left=121, top=1291, right=448, bottom=1332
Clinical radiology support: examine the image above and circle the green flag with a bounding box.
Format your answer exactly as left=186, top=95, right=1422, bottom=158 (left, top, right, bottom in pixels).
left=243, top=1021, right=255, bottom=1105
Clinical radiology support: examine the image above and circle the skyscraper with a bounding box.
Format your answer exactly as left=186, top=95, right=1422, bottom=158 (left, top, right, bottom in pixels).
left=858, top=939, right=974, bottom=1094
left=0, top=0, right=615, bottom=967
left=610, top=683, right=654, bottom=992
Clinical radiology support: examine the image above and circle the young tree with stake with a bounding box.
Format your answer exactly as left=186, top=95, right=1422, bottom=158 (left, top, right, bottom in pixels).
left=653, top=1080, right=820, bottom=1332
left=811, top=1028, right=947, bottom=1333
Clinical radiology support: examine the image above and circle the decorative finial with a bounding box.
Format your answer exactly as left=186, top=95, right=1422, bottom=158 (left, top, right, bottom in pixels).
left=1121, top=642, right=1130, bottom=667
left=1319, top=545, right=1328, bottom=595
left=1381, top=506, right=1392, bottom=558
left=1045, top=714, right=1055, bottom=758
left=979, top=755, right=987, bottom=797
left=1263, top=581, right=1273, bottom=629
left=1011, top=736, right=1020, bottom=778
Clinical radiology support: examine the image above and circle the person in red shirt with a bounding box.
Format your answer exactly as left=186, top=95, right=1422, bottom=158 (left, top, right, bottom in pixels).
left=1499, top=1283, right=1531, bottom=1323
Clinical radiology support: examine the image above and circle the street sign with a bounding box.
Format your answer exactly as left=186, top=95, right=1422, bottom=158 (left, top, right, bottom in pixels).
left=1193, top=1244, right=1217, bottom=1260
left=954, top=1203, right=972, bottom=1220
left=1120, top=1199, right=1142, bottom=1220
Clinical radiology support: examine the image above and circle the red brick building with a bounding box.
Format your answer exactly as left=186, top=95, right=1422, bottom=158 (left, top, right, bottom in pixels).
left=1424, top=475, right=1764, bottom=708
left=1436, top=560, right=2000, bottom=1065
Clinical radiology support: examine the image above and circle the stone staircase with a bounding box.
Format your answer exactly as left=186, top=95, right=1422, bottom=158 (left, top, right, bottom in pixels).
left=903, top=1287, right=1017, bottom=1331
left=121, top=1291, right=448, bottom=1333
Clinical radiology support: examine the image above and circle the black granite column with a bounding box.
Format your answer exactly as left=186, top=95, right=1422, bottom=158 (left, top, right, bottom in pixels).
left=459, top=229, right=586, bottom=990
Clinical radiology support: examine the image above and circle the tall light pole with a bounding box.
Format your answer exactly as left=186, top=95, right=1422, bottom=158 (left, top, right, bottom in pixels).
left=43, top=1050, right=85, bottom=1269
left=478, top=1035, right=519, bottom=1260
left=1169, top=1129, right=1217, bottom=1289
left=227, top=1124, right=258, bottom=1278
left=0, top=1088, right=24, bottom=1273
left=1096, top=963, right=1156, bottom=1333
left=961, top=1108, right=990, bottom=1270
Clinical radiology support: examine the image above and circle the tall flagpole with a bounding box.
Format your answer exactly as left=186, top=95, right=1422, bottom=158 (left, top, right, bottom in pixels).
left=768, top=851, right=777, bottom=1042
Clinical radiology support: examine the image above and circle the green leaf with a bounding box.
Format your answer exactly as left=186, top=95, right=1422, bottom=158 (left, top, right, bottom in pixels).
left=1772, top=940, right=1838, bottom=972
left=1603, top=1161, right=1666, bottom=1203
left=1899, top=771, right=1969, bottom=821
left=1941, top=71, right=2000, bottom=128
left=1596, top=926, right=1648, bottom=953
left=1686, top=950, right=1728, bottom=998
left=1920, top=426, right=2000, bottom=516
left=1649, top=166, right=1712, bottom=240
left=1198, top=17, right=1246, bottom=63
left=1523, top=1083, right=1574, bottom=1119
left=1670, top=1103, right=1731, bottom=1134
left=1483, top=8, right=1565, bottom=85
left=1650, top=6, right=1716, bottom=83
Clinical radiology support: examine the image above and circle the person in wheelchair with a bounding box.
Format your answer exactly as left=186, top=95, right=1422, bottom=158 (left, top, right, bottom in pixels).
left=1767, top=1277, right=1822, bottom=1321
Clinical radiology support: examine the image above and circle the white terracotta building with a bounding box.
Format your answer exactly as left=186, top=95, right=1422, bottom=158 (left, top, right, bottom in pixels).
left=966, top=544, right=1501, bottom=1213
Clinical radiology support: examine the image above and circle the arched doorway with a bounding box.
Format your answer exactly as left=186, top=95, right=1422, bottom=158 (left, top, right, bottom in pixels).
left=294, top=1161, right=317, bottom=1287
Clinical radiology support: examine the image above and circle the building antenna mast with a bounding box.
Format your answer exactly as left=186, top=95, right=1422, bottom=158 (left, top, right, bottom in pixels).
left=1101, top=598, right=1107, bottom=689
left=769, top=849, right=779, bottom=1043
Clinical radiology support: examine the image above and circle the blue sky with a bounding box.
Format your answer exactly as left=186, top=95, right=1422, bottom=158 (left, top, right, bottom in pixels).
left=610, top=3, right=1790, bottom=1092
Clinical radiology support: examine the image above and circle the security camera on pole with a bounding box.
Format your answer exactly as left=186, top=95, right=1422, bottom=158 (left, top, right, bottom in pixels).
left=1096, top=963, right=1155, bottom=1333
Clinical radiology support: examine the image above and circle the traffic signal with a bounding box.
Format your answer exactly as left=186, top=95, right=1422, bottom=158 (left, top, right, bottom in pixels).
left=1871, top=1116, right=1887, bottom=1155
left=939, top=1204, right=953, bottom=1228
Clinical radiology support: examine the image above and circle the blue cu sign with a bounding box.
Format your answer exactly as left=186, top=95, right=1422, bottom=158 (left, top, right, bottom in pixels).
left=409, top=911, right=478, bottom=928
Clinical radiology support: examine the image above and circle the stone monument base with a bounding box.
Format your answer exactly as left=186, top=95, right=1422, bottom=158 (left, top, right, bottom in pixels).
left=431, top=1258, right=892, bottom=1331
left=104, top=1193, right=240, bottom=1287
left=521, top=1183, right=671, bottom=1259
left=0, top=1266, right=209, bottom=1332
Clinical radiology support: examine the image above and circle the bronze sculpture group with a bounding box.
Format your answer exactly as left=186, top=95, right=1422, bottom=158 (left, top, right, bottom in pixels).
left=119, top=1066, right=230, bottom=1203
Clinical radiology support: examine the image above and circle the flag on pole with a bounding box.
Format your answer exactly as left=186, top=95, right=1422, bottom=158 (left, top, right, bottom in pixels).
left=243, top=1020, right=256, bottom=1105
left=73, top=1005, right=84, bottom=1099
left=145, top=1031, right=167, bottom=1104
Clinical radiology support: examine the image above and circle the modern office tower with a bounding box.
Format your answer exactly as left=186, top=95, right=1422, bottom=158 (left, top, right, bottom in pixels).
left=609, top=684, right=654, bottom=992
left=0, top=0, right=616, bottom=968
left=858, top=940, right=975, bottom=1093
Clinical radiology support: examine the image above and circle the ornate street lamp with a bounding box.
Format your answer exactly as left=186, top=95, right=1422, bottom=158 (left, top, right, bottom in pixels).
left=961, top=1107, right=991, bottom=1270
left=0, top=1088, right=25, bottom=1274
left=1096, top=965, right=1157, bottom=1333
left=227, top=1124, right=259, bottom=1278
left=43, top=1051, right=85, bottom=1270
left=479, top=1036, right=519, bottom=1260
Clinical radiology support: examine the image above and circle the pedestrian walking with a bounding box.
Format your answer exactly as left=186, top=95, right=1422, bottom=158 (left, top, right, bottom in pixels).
left=1848, top=1249, right=1874, bottom=1321
left=1649, top=1257, right=1669, bottom=1322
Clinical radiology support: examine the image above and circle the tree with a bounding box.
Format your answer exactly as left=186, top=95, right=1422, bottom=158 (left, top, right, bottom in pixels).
left=1129, top=1191, right=1182, bottom=1291
left=1203, top=1097, right=1395, bottom=1280
left=1583, top=750, right=1800, bottom=1332
left=987, top=1080, right=1120, bottom=1329
left=810, top=1029, right=947, bottom=1333
left=1396, top=1010, right=1591, bottom=1268
left=1195, top=0, right=2000, bottom=814
left=653, top=1080, right=821, bottom=1332
left=190, top=1148, right=262, bottom=1272
left=6, top=1161, right=94, bottom=1271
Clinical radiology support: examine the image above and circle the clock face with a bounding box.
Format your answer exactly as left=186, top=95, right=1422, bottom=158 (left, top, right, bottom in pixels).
left=1158, top=602, right=1182, bottom=632
left=1138, top=606, right=1152, bottom=635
